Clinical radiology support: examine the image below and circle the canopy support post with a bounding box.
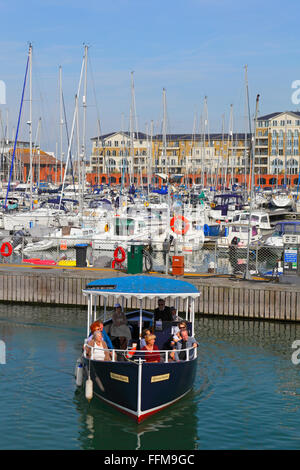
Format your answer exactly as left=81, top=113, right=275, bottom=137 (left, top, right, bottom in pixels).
left=139, top=299, right=143, bottom=338
left=103, top=297, right=107, bottom=323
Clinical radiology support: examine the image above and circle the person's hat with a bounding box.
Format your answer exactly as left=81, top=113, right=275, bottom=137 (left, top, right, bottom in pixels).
left=114, top=303, right=121, bottom=308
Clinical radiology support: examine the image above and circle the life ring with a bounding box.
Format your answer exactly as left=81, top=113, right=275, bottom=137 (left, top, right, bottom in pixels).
left=1, top=242, right=13, bottom=257
left=104, top=223, right=109, bottom=232
left=144, top=201, right=149, bottom=207
left=210, top=202, right=216, bottom=208
left=126, top=343, right=137, bottom=359
left=170, top=215, right=190, bottom=235
left=113, top=246, right=126, bottom=263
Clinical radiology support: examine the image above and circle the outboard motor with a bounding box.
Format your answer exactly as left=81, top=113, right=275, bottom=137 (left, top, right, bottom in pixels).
left=11, top=230, right=28, bottom=248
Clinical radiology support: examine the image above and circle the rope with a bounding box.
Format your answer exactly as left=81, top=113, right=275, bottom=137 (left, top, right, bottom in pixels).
left=5, top=54, right=29, bottom=208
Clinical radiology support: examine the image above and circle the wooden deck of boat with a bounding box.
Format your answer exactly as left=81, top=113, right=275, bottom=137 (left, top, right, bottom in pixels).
left=0, top=262, right=300, bottom=321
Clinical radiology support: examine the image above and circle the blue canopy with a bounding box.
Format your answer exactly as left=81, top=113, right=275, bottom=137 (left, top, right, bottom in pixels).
left=83, top=275, right=200, bottom=300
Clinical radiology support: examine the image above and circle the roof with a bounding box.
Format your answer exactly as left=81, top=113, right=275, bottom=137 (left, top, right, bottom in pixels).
left=91, top=131, right=149, bottom=141
left=91, top=132, right=252, bottom=142
left=83, top=275, right=200, bottom=299
left=258, top=111, right=300, bottom=121
left=9, top=148, right=60, bottom=165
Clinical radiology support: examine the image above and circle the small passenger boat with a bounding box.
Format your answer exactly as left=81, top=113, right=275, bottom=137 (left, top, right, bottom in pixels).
left=76, top=275, right=200, bottom=422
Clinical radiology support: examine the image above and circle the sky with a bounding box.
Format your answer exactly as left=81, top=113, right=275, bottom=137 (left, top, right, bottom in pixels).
left=0, top=0, right=300, bottom=156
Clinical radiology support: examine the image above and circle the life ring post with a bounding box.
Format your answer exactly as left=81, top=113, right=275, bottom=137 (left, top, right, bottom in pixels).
left=112, top=246, right=126, bottom=270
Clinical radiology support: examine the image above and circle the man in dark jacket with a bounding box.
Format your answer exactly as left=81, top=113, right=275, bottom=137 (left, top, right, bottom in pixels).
left=154, top=299, right=172, bottom=321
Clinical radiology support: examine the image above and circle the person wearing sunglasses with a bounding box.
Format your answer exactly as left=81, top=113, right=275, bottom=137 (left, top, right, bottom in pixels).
left=175, top=328, right=198, bottom=361
left=154, top=299, right=172, bottom=322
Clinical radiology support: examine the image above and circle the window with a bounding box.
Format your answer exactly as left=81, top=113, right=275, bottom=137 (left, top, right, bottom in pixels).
left=273, top=120, right=277, bottom=126
left=114, top=141, right=119, bottom=147
left=280, top=120, right=285, bottom=126
left=287, top=120, right=292, bottom=125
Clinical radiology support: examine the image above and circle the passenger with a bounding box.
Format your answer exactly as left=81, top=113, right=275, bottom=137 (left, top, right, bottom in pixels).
left=175, top=328, right=198, bottom=361
left=170, top=321, right=187, bottom=348
left=170, top=306, right=179, bottom=321
left=86, top=330, right=112, bottom=361
left=154, top=299, right=172, bottom=322
left=168, top=321, right=187, bottom=361
left=140, top=328, right=151, bottom=349
left=141, top=334, right=161, bottom=363
left=89, top=320, right=113, bottom=350
left=111, top=303, right=132, bottom=350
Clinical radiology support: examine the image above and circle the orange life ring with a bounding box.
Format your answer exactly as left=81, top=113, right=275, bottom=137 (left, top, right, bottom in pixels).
left=126, top=343, right=137, bottom=359
left=1, top=242, right=13, bottom=257
left=170, top=215, right=190, bottom=235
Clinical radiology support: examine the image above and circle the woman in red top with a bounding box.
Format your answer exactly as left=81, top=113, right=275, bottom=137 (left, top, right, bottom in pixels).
left=141, top=334, right=161, bottom=363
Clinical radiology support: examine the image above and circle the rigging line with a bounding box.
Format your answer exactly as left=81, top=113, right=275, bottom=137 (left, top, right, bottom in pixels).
left=61, top=90, right=76, bottom=191
left=87, top=54, right=102, bottom=140
left=31, top=48, right=55, bottom=156
left=5, top=53, right=29, bottom=208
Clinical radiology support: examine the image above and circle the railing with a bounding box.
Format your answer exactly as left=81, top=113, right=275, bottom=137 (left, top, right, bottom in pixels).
left=83, top=341, right=198, bottom=363
left=0, top=232, right=285, bottom=280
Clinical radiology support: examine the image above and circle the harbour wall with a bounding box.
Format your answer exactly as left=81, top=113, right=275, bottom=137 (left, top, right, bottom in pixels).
left=0, top=265, right=299, bottom=321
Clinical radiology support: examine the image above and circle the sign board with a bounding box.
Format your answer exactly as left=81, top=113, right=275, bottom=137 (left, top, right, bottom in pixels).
left=284, top=247, right=298, bottom=272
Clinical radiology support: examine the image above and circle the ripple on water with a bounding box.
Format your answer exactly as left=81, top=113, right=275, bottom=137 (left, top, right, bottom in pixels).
left=2, top=309, right=300, bottom=449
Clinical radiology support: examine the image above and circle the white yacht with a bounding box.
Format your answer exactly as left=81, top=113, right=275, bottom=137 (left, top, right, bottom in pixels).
left=217, top=223, right=263, bottom=249
left=232, top=210, right=273, bottom=234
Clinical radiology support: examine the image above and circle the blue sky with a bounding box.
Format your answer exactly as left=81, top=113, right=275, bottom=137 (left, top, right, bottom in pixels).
left=1, top=0, right=300, bottom=154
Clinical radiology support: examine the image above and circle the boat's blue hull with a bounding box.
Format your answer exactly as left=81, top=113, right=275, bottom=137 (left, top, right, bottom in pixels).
left=82, top=357, right=197, bottom=422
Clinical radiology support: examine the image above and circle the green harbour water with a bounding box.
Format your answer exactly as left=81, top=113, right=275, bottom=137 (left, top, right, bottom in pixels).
left=1, top=303, right=300, bottom=450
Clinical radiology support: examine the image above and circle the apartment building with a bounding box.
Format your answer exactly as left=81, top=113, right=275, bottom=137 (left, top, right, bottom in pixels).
left=88, top=114, right=300, bottom=187
left=89, top=131, right=250, bottom=185
left=256, top=111, right=300, bottom=182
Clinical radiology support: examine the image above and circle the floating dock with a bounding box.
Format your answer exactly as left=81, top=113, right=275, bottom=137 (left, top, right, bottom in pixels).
left=0, top=263, right=300, bottom=321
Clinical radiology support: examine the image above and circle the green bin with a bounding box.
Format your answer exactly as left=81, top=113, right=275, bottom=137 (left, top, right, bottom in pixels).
left=127, top=244, right=144, bottom=274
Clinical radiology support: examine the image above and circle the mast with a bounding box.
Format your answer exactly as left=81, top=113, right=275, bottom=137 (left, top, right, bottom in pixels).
left=244, top=65, right=252, bottom=193
left=245, top=94, right=260, bottom=280
left=59, top=66, right=64, bottom=184
left=121, top=113, right=125, bottom=191
left=150, top=120, right=154, bottom=190
left=162, top=88, right=167, bottom=180
left=28, top=43, right=33, bottom=209
left=191, top=111, right=197, bottom=189
left=129, top=71, right=138, bottom=186
left=229, top=104, right=234, bottom=187
left=59, top=52, right=85, bottom=210
left=81, top=44, right=88, bottom=200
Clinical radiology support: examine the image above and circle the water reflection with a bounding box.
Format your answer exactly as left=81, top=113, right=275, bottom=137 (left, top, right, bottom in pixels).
left=73, top=386, right=200, bottom=450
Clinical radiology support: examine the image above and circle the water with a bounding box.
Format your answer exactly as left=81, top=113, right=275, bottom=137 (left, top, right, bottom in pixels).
left=1, top=304, right=300, bottom=449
